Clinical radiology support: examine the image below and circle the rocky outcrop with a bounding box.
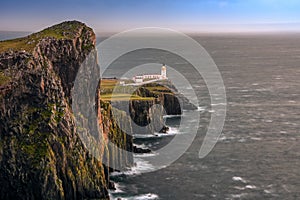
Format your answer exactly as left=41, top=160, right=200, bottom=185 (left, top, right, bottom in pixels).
left=0, top=21, right=109, bottom=199
left=112, top=99, right=167, bottom=135
left=137, top=81, right=198, bottom=114
left=108, top=81, right=197, bottom=135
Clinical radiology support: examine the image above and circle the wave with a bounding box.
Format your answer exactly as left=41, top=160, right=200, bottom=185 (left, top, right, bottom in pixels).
left=211, top=103, right=227, bottom=106
left=134, top=143, right=148, bottom=149
left=168, top=127, right=180, bottom=134
left=234, top=185, right=257, bottom=190
left=134, top=127, right=180, bottom=139
left=197, top=106, right=206, bottom=112
left=230, top=193, right=249, bottom=199
left=218, top=135, right=263, bottom=143
left=133, top=133, right=169, bottom=139
left=127, top=193, right=159, bottom=200
left=232, top=176, right=247, bottom=183
left=163, top=114, right=181, bottom=119
left=109, top=182, right=125, bottom=194
left=111, top=157, right=157, bottom=176
left=111, top=193, right=159, bottom=200
left=134, top=152, right=157, bottom=158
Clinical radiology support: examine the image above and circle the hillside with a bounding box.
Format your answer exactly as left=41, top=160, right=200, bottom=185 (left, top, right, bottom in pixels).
left=0, top=21, right=110, bottom=200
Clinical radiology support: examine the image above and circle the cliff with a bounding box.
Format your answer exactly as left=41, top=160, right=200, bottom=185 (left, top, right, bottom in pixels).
left=0, top=20, right=198, bottom=198
left=0, top=21, right=109, bottom=199
left=112, top=99, right=168, bottom=135
left=136, top=81, right=198, bottom=115
left=100, top=101, right=133, bottom=172
left=100, top=79, right=197, bottom=135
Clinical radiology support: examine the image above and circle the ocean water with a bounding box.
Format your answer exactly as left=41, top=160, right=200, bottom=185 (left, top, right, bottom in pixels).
left=3, top=32, right=300, bottom=199
left=0, top=31, right=30, bottom=41
left=105, top=33, right=300, bottom=200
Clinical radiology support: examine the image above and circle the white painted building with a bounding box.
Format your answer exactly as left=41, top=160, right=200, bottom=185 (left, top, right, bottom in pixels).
left=133, top=64, right=168, bottom=83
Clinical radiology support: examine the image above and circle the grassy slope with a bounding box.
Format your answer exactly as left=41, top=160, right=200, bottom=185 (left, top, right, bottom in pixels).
left=0, top=21, right=89, bottom=53
left=101, top=93, right=154, bottom=101
left=100, top=79, right=172, bottom=101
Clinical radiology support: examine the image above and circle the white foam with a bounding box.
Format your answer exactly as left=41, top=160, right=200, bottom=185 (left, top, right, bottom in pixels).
left=114, top=193, right=159, bottom=200
left=211, top=103, right=227, bottom=106
left=131, top=193, right=159, bottom=200
left=197, top=106, right=206, bottom=111
left=163, top=114, right=181, bottom=119
left=245, top=185, right=257, bottom=189
left=218, top=136, right=227, bottom=141
left=134, top=127, right=180, bottom=139
left=234, top=186, right=245, bottom=190
left=264, top=189, right=272, bottom=194
left=134, top=133, right=168, bottom=139
left=110, top=183, right=125, bottom=194
left=264, top=120, right=273, bottom=123
left=255, top=88, right=269, bottom=92
left=111, top=157, right=157, bottom=176
left=168, top=127, right=179, bottom=134
left=111, top=192, right=159, bottom=200
left=134, top=132, right=173, bottom=139
left=232, top=176, right=247, bottom=183
left=234, top=185, right=257, bottom=190
left=238, top=138, right=247, bottom=143
left=231, top=193, right=248, bottom=199
left=218, top=136, right=236, bottom=142
left=134, top=152, right=157, bottom=158
left=250, top=137, right=262, bottom=141
left=134, top=143, right=148, bottom=149
left=280, top=131, right=287, bottom=134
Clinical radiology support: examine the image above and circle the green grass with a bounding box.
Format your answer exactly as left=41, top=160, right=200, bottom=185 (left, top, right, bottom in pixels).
left=100, top=79, right=175, bottom=101
left=0, top=21, right=89, bottom=53
left=101, top=93, right=154, bottom=101
left=100, top=79, right=118, bottom=88
left=100, top=79, right=137, bottom=95
left=0, top=71, right=10, bottom=86
left=144, top=86, right=172, bottom=92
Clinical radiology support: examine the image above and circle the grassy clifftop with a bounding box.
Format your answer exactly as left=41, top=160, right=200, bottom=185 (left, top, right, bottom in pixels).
left=100, top=79, right=172, bottom=101
left=0, top=21, right=92, bottom=53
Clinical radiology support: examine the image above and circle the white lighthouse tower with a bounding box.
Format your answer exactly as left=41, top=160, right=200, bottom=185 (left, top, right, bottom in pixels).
left=161, top=64, right=167, bottom=79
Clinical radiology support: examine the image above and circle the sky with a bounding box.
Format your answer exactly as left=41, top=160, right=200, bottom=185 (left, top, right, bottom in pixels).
left=1, top=0, right=300, bottom=33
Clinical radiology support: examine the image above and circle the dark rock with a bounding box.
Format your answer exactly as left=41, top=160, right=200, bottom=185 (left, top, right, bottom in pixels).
left=108, top=181, right=116, bottom=190
left=133, top=146, right=152, bottom=154
left=159, top=125, right=169, bottom=133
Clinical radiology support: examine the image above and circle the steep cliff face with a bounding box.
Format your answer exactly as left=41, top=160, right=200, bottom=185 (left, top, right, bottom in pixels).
left=0, top=21, right=109, bottom=199
left=107, top=81, right=197, bottom=135
left=136, top=81, right=198, bottom=115
left=100, top=101, right=133, bottom=172
left=112, top=99, right=167, bottom=135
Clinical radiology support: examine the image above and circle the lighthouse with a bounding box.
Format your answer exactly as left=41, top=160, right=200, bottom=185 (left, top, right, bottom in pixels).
left=161, top=64, right=167, bottom=79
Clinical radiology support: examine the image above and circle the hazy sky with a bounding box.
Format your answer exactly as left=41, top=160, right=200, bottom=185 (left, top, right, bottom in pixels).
left=1, top=0, right=300, bottom=33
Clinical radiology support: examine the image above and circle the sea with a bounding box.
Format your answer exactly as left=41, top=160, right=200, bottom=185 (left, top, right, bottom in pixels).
left=2, top=31, right=300, bottom=200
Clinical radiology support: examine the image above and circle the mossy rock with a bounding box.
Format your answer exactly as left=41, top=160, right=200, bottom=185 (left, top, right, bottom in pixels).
left=0, top=71, right=11, bottom=86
